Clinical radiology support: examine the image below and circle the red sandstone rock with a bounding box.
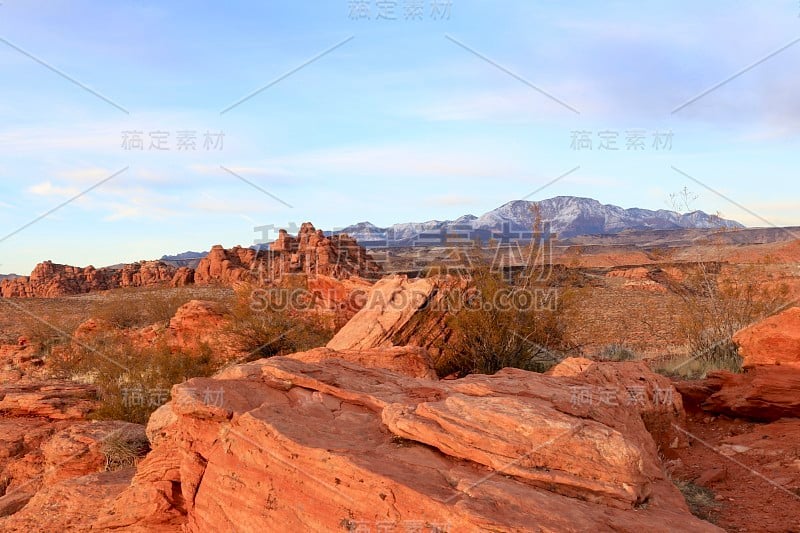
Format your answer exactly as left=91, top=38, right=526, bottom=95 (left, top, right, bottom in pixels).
left=0, top=469, right=137, bottom=532
left=0, top=260, right=180, bottom=298
left=306, top=274, right=373, bottom=320
left=0, top=491, right=32, bottom=519
left=73, top=318, right=119, bottom=342
left=327, top=275, right=459, bottom=355
left=71, top=301, right=243, bottom=362
left=0, top=383, right=150, bottom=530
left=41, top=421, right=146, bottom=485
left=606, top=267, right=650, bottom=280
left=699, top=367, right=800, bottom=421
left=195, top=224, right=382, bottom=288
left=167, top=300, right=227, bottom=351
left=193, top=245, right=256, bottom=286
left=733, top=307, right=800, bottom=369
left=287, top=346, right=438, bottom=379
left=0, top=342, right=43, bottom=380
left=97, top=357, right=720, bottom=532
left=170, top=267, right=195, bottom=287
left=548, top=358, right=688, bottom=450
left=0, top=417, right=63, bottom=497
left=0, top=381, right=97, bottom=420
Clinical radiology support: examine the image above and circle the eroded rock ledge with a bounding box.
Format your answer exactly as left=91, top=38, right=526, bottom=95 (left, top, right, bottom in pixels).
left=92, top=355, right=718, bottom=532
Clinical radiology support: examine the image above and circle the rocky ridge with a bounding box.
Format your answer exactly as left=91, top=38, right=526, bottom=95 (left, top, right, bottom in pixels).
left=1, top=223, right=381, bottom=299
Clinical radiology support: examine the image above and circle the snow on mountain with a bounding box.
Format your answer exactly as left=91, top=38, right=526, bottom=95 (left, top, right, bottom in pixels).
left=338, top=196, right=743, bottom=245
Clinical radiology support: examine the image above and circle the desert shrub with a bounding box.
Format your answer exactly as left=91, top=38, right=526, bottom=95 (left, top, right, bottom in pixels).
left=226, top=284, right=334, bottom=362
left=50, top=332, right=218, bottom=424
left=650, top=351, right=743, bottom=380
left=101, top=427, right=151, bottom=471
left=20, top=311, right=84, bottom=359
left=670, top=262, right=791, bottom=377
left=437, top=260, right=578, bottom=377
left=597, top=344, right=638, bottom=362
left=90, top=288, right=221, bottom=329
left=673, top=480, right=721, bottom=523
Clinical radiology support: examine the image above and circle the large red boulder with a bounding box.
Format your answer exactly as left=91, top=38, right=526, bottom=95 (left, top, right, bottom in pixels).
left=733, top=307, right=800, bottom=369
left=96, top=357, right=719, bottom=532
left=700, top=367, right=800, bottom=421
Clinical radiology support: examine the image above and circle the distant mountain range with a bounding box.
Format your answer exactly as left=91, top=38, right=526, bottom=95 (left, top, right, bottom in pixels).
left=159, top=251, right=207, bottom=268
left=337, top=196, right=744, bottom=246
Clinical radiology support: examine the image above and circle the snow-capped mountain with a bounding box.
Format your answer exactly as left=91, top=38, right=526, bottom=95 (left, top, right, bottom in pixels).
left=338, top=196, right=743, bottom=245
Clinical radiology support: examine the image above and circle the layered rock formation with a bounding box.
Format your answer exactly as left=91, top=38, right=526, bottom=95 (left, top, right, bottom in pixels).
left=1, top=223, right=381, bottom=299
left=547, top=358, right=688, bottom=450
left=94, top=355, right=717, bottom=532
left=0, top=260, right=186, bottom=298
left=0, top=379, right=147, bottom=530
left=287, top=346, right=438, bottom=379
left=195, top=223, right=382, bottom=287
left=676, top=367, right=800, bottom=421
left=674, top=308, right=800, bottom=421
left=193, top=245, right=257, bottom=286
left=327, top=275, right=461, bottom=357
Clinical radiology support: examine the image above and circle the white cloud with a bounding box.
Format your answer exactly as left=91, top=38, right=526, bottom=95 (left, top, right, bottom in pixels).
left=28, top=181, right=81, bottom=197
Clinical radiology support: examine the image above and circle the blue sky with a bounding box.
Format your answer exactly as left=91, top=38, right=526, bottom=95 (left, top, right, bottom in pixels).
left=1, top=0, right=799, bottom=274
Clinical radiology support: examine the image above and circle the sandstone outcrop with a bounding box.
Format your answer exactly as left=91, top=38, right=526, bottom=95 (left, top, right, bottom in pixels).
left=287, top=346, right=437, bottom=379
left=193, top=245, right=256, bottom=286
left=96, top=356, right=718, bottom=532
left=0, top=469, right=136, bottom=532
left=0, top=380, right=148, bottom=531
left=673, top=308, right=800, bottom=421
left=0, top=260, right=181, bottom=298
left=1, top=224, right=380, bottom=299
left=733, top=307, right=800, bottom=369
left=268, top=222, right=381, bottom=280
left=0, top=340, right=44, bottom=381
left=170, top=267, right=195, bottom=287
left=682, top=367, right=800, bottom=421
left=606, top=267, right=668, bottom=293
left=327, top=275, right=460, bottom=356
left=306, top=275, right=373, bottom=321
left=547, top=358, right=688, bottom=450
left=194, top=223, right=382, bottom=288
left=167, top=300, right=228, bottom=352
left=71, top=300, right=244, bottom=362
left=0, top=381, right=98, bottom=420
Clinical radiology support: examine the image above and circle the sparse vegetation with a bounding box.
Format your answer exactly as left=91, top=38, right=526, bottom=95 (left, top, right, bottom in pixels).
left=649, top=352, right=742, bottom=380
left=226, top=283, right=334, bottom=362
left=20, top=312, right=82, bottom=359
left=438, top=204, right=580, bottom=376
left=597, top=343, right=638, bottom=362
left=674, top=479, right=721, bottom=523
left=49, top=332, right=218, bottom=424
left=440, top=265, right=575, bottom=376
left=90, top=287, right=228, bottom=329
left=663, top=261, right=791, bottom=378
left=101, top=427, right=151, bottom=471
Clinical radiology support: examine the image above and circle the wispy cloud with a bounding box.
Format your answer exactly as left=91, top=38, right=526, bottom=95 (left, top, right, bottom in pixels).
left=28, top=181, right=82, bottom=197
